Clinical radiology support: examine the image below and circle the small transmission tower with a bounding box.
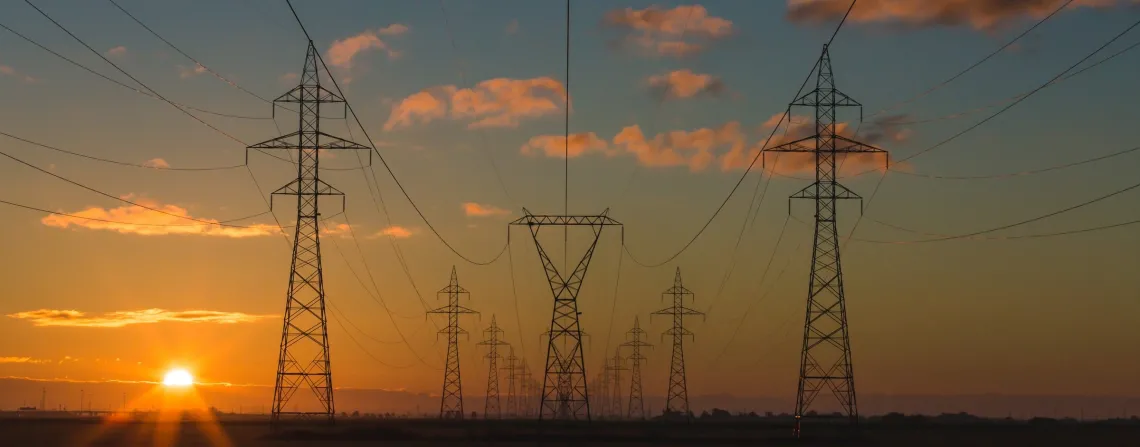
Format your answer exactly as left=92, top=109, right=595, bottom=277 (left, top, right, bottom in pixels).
left=512, top=209, right=620, bottom=421
left=249, top=41, right=370, bottom=424
left=478, top=316, right=508, bottom=419
left=620, top=317, right=652, bottom=419
left=651, top=268, right=704, bottom=420
left=428, top=267, right=478, bottom=419
left=518, top=360, right=534, bottom=417
left=764, top=44, right=886, bottom=436
left=503, top=347, right=520, bottom=417
left=609, top=350, right=627, bottom=420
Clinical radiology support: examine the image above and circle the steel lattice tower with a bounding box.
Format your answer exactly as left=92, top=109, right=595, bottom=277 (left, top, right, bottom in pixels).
left=609, top=350, right=627, bottom=420
left=503, top=347, right=519, bottom=417
left=478, top=316, right=508, bottom=419
left=596, top=358, right=611, bottom=418
left=249, top=41, right=370, bottom=424
left=651, top=268, right=704, bottom=420
left=510, top=209, right=621, bottom=420
left=518, top=361, right=534, bottom=417
left=427, top=267, right=478, bottom=419
left=620, top=317, right=651, bottom=420
left=765, top=44, right=886, bottom=436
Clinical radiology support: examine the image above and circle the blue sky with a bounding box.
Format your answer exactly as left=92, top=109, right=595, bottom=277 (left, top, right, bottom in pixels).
left=1, top=0, right=1140, bottom=408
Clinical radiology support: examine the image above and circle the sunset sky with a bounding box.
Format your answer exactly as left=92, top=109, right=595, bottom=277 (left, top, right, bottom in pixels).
left=2, top=0, right=1140, bottom=415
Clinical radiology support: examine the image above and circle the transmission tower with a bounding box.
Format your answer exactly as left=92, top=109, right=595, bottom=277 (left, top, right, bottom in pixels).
left=609, top=350, right=627, bottom=420
left=478, top=316, right=508, bottom=419
left=620, top=317, right=652, bottom=419
left=427, top=267, right=478, bottom=419
left=511, top=209, right=621, bottom=421
left=249, top=41, right=370, bottom=424
left=518, top=360, right=534, bottom=417
left=651, top=268, right=704, bottom=421
left=503, top=347, right=519, bottom=417
left=596, top=358, right=611, bottom=419
left=765, top=44, right=887, bottom=436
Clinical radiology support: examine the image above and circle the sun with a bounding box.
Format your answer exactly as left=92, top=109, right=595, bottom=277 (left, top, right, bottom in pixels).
left=162, top=368, right=194, bottom=387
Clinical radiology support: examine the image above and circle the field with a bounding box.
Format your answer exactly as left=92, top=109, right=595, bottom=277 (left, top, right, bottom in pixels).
left=2, top=414, right=1140, bottom=446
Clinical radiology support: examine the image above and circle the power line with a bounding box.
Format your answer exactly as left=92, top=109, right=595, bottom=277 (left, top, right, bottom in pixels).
left=0, top=130, right=245, bottom=171
left=621, top=0, right=857, bottom=268
left=0, top=20, right=270, bottom=121
left=895, top=144, right=1140, bottom=180
left=283, top=0, right=507, bottom=266
left=842, top=15, right=1140, bottom=251
left=868, top=0, right=1076, bottom=118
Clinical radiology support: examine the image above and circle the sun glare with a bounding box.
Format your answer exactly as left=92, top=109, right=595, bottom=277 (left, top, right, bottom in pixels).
left=162, top=368, right=194, bottom=387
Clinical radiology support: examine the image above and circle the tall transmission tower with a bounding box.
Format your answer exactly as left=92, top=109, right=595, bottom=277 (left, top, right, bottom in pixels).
left=518, top=360, right=534, bottom=417
left=511, top=209, right=621, bottom=421
left=620, top=317, right=652, bottom=420
left=248, top=41, right=370, bottom=424
left=478, top=316, right=508, bottom=419
left=427, top=267, right=478, bottom=419
left=651, top=268, right=704, bottom=420
left=765, top=44, right=886, bottom=436
left=609, top=350, right=627, bottom=420
left=503, top=346, right=519, bottom=417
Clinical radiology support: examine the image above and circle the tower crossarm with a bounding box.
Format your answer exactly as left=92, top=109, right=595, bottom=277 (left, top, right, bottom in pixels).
left=791, top=87, right=862, bottom=109
left=274, top=84, right=347, bottom=104
left=247, top=131, right=371, bottom=151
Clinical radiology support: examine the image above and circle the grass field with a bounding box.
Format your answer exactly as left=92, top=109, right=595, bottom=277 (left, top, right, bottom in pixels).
left=2, top=415, right=1139, bottom=446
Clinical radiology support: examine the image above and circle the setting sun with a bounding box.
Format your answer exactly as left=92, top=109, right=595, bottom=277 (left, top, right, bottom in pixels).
left=162, top=368, right=194, bottom=387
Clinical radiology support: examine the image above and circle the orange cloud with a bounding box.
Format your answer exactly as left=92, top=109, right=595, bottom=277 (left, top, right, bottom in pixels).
left=787, top=0, right=1125, bottom=31
left=648, top=69, right=725, bottom=99
left=385, top=77, right=567, bottom=130
left=142, top=158, right=170, bottom=169
left=0, top=357, right=50, bottom=364
left=463, top=202, right=511, bottom=217
left=520, top=132, right=609, bottom=159
left=604, top=5, right=733, bottom=57
left=371, top=225, right=415, bottom=239
left=40, top=196, right=280, bottom=238
left=178, top=63, right=207, bottom=79
left=105, top=45, right=127, bottom=58
left=320, top=222, right=352, bottom=238
left=611, top=122, right=744, bottom=172
left=7, top=309, right=276, bottom=328
left=327, top=24, right=408, bottom=69
left=0, top=63, right=37, bottom=83
left=720, top=113, right=902, bottom=175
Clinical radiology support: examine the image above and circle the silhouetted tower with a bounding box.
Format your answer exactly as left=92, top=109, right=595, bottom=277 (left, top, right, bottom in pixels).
left=427, top=267, right=478, bottom=419
left=620, top=317, right=652, bottom=419
left=503, top=347, right=520, bottom=417
left=765, top=44, right=886, bottom=437
left=651, top=268, right=704, bottom=420
left=478, top=316, right=508, bottom=419
left=609, top=350, right=627, bottom=420
left=518, top=360, right=535, bottom=417
left=248, top=41, right=370, bottom=424
left=597, top=358, right=612, bottom=418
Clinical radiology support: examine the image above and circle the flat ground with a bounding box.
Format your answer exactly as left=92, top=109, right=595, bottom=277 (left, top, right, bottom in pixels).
left=1, top=416, right=1138, bottom=446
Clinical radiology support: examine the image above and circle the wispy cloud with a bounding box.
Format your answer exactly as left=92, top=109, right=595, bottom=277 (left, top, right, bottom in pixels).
left=603, top=5, right=734, bottom=57
left=384, top=77, right=568, bottom=131
left=105, top=45, right=127, bottom=58
left=505, top=19, right=520, bottom=35
left=0, top=357, right=50, bottom=364
left=177, top=63, right=207, bottom=79
left=369, top=225, right=415, bottom=239
left=327, top=24, right=409, bottom=70
left=7, top=308, right=277, bottom=328
left=786, top=0, right=1128, bottom=31
left=0, top=64, right=38, bottom=83
left=520, top=132, right=610, bottom=159
left=141, top=158, right=170, bottom=169
left=462, top=202, right=511, bottom=217
left=648, top=69, right=725, bottom=99
left=40, top=195, right=280, bottom=238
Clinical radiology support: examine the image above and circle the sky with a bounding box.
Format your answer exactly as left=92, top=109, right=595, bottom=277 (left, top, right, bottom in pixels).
left=2, top=0, right=1140, bottom=417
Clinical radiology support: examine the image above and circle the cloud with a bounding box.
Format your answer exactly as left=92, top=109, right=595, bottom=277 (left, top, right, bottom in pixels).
left=462, top=202, right=511, bottom=217
left=718, top=112, right=901, bottom=174
left=0, top=64, right=37, bottom=83
left=105, top=46, right=127, bottom=58
left=371, top=225, right=415, bottom=239
left=520, top=132, right=609, bottom=159
left=505, top=19, right=520, bottom=34
left=327, top=25, right=409, bottom=69
left=604, top=5, right=734, bottom=57
left=279, top=72, right=299, bottom=86
left=0, top=357, right=50, bottom=364
left=648, top=69, right=725, bottom=99
left=320, top=222, right=353, bottom=238
left=786, top=0, right=1127, bottom=31
left=7, top=308, right=277, bottom=328
left=178, top=63, right=207, bottom=79
left=40, top=195, right=280, bottom=238
left=141, top=158, right=170, bottom=169
left=384, top=77, right=567, bottom=131
left=613, top=122, right=744, bottom=172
